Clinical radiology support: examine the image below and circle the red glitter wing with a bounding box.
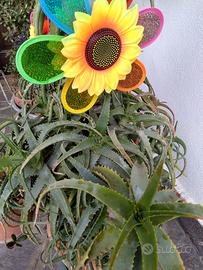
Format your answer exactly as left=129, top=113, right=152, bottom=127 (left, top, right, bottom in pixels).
left=107, top=0, right=133, bottom=8
left=43, top=17, right=50, bottom=34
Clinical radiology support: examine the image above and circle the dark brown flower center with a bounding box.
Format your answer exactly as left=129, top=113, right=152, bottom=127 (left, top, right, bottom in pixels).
left=85, top=28, right=121, bottom=70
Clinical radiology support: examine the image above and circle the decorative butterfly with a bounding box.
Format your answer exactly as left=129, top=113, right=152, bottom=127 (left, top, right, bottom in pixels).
left=16, top=0, right=163, bottom=114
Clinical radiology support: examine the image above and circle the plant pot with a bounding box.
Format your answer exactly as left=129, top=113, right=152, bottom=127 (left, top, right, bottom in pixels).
left=0, top=212, right=22, bottom=244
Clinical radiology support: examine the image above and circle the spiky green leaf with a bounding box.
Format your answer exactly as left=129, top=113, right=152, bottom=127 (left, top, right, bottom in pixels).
left=150, top=203, right=203, bottom=225
left=37, top=179, right=134, bottom=220
left=94, top=166, right=129, bottom=197
left=135, top=220, right=158, bottom=270
left=156, top=227, right=185, bottom=270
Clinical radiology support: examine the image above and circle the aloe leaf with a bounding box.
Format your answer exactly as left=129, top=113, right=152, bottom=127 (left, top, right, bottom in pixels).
left=111, top=106, right=125, bottom=116
left=165, top=158, right=176, bottom=188
left=173, top=137, right=187, bottom=156
left=38, top=165, right=75, bottom=229
left=20, top=174, right=36, bottom=210
left=23, top=121, right=38, bottom=151
left=0, top=120, right=16, bottom=132
left=150, top=203, right=203, bottom=225
left=34, top=120, right=102, bottom=142
left=47, top=142, right=66, bottom=169
left=54, top=137, right=97, bottom=170
left=96, top=147, right=131, bottom=176
left=20, top=132, right=84, bottom=173
left=0, top=154, right=24, bottom=171
left=70, top=203, right=101, bottom=249
left=153, top=190, right=179, bottom=204
left=138, top=149, right=166, bottom=208
left=0, top=131, right=23, bottom=154
left=94, top=166, right=129, bottom=197
left=96, top=95, right=111, bottom=133
left=120, top=141, right=149, bottom=169
left=98, top=156, right=129, bottom=180
left=49, top=199, right=59, bottom=237
left=143, top=129, right=165, bottom=144
left=89, top=152, right=100, bottom=168
left=108, top=128, right=134, bottom=166
left=111, top=230, right=138, bottom=270
left=135, top=220, right=158, bottom=270
left=109, top=214, right=138, bottom=270
left=60, top=160, right=78, bottom=178
left=82, top=206, right=107, bottom=249
left=132, top=114, right=171, bottom=129
left=21, top=168, right=49, bottom=217
left=0, top=169, right=20, bottom=215
left=89, top=225, right=119, bottom=258
left=68, top=157, right=103, bottom=184
left=22, top=223, right=40, bottom=245
left=156, top=227, right=185, bottom=270
left=136, top=129, right=154, bottom=172
left=37, top=179, right=134, bottom=220
left=150, top=216, right=177, bottom=226
left=23, top=121, right=42, bottom=166
left=130, top=162, right=148, bottom=201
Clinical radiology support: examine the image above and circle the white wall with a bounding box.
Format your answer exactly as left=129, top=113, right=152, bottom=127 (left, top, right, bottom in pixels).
left=137, top=0, right=203, bottom=204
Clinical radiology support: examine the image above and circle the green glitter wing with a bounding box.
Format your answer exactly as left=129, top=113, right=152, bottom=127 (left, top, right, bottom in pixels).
left=16, top=35, right=66, bottom=85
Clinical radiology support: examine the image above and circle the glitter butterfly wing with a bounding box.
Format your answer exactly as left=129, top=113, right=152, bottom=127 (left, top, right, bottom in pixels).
left=39, top=0, right=90, bottom=34
left=138, top=8, right=164, bottom=48
left=16, top=35, right=66, bottom=84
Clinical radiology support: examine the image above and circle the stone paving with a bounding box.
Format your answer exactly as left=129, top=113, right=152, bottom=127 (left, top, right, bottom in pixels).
left=163, top=219, right=203, bottom=270
left=0, top=75, right=203, bottom=269
left=0, top=74, right=14, bottom=120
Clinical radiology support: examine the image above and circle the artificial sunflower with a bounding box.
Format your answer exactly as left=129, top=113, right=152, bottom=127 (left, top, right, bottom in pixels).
left=61, top=0, right=144, bottom=96
left=16, top=0, right=164, bottom=114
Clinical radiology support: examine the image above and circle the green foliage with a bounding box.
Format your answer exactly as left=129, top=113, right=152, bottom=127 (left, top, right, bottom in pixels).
left=0, top=0, right=32, bottom=42
left=0, top=0, right=34, bottom=72
left=0, top=80, right=193, bottom=270
left=1, top=1, right=194, bottom=268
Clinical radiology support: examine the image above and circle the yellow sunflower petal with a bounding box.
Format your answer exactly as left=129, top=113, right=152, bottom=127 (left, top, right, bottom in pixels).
left=108, top=0, right=127, bottom=23
left=94, top=73, right=105, bottom=96
left=88, top=72, right=105, bottom=96
left=115, top=58, right=132, bottom=76
left=122, top=44, right=141, bottom=61
left=62, top=34, right=77, bottom=45
left=118, top=5, right=139, bottom=34
left=75, top=12, right=91, bottom=24
left=88, top=72, right=96, bottom=96
left=61, top=39, right=84, bottom=59
left=122, top=26, right=144, bottom=45
left=62, top=59, right=85, bottom=78
left=73, top=20, right=92, bottom=42
left=77, top=69, right=94, bottom=93
left=72, top=75, right=81, bottom=89
left=105, top=68, right=119, bottom=90
left=105, top=87, right=113, bottom=93
left=91, top=0, right=109, bottom=31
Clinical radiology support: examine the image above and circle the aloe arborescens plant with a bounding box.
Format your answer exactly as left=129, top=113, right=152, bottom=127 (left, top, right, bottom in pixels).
left=0, top=80, right=201, bottom=270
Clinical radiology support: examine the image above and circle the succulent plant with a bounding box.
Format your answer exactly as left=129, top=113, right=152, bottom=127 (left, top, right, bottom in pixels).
left=0, top=1, right=201, bottom=270
left=0, top=79, right=201, bottom=270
